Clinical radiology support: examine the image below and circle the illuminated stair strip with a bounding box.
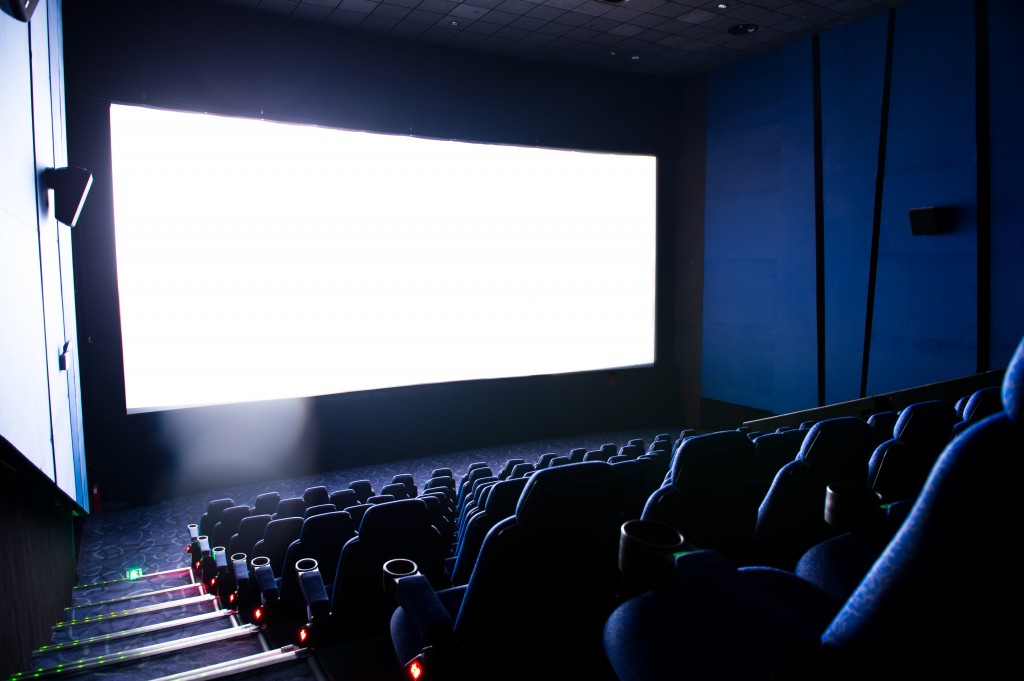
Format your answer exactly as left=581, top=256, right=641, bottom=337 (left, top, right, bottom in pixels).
left=65, top=582, right=204, bottom=610
left=149, top=645, right=308, bottom=681
left=35, top=609, right=236, bottom=653
left=74, top=566, right=192, bottom=590
left=52, top=594, right=216, bottom=630
left=11, top=624, right=261, bottom=680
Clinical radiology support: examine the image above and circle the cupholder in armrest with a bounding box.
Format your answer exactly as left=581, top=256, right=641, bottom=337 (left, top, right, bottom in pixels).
left=619, top=519, right=690, bottom=592
left=383, top=558, right=420, bottom=604
left=825, top=483, right=884, bottom=533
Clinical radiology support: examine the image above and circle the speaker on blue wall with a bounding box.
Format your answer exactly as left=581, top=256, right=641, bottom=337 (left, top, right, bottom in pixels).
left=908, top=206, right=954, bottom=236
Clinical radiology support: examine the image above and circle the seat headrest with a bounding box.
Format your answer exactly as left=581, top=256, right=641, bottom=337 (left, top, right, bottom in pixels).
left=670, top=430, right=754, bottom=484
left=485, top=477, right=529, bottom=517
left=264, top=516, right=303, bottom=539
left=1003, top=335, right=1024, bottom=423
left=961, top=387, right=1003, bottom=424
left=300, top=510, right=354, bottom=542
left=893, top=400, right=957, bottom=449
left=515, top=461, right=619, bottom=527
left=797, top=416, right=873, bottom=481
left=358, top=498, right=430, bottom=536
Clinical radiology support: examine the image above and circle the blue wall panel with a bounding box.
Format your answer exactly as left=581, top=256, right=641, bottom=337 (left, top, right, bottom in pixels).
left=819, top=12, right=887, bottom=405
left=704, top=41, right=816, bottom=414
left=989, top=0, right=1024, bottom=368
left=869, top=0, right=977, bottom=394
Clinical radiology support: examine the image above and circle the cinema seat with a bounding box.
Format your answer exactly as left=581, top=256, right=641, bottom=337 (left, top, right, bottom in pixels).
left=253, top=492, right=281, bottom=516
left=199, top=498, right=234, bottom=538
left=303, top=485, right=330, bottom=508
left=251, top=516, right=304, bottom=576
left=273, top=497, right=306, bottom=520
left=750, top=416, right=874, bottom=570
left=329, top=489, right=359, bottom=510
left=304, top=498, right=448, bottom=642
left=348, top=480, right=375, bottom=504
left=269, top=510, right=357, bottom=624
left=228, top=514, right=272, bottom=560
left=642, top=430, right=759, bottom=564
left=211, top=504, right=251, bottom=551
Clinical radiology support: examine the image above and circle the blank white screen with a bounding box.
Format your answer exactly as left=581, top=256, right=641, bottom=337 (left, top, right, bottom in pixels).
left=110, top=104, right=657, bottom=413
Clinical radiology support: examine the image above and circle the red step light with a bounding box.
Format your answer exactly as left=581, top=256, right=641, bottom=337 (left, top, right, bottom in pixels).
left=298, top=626, right=308, bottom=644
left=408, top=659, right=423, bottom=680
left=253, top=607, right=263, bottom=621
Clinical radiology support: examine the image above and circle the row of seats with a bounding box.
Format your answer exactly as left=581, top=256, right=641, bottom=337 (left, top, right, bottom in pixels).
left=603, top=334, right=1023, bottom=680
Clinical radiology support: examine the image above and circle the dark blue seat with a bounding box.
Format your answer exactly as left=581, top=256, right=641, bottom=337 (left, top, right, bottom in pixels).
left=272, top=510, right=357, bottom=623
left=199, top=498, right=234, bottom=538
left=253, top=492, right=281, bottom=517
left=642, top=430, right=759, bottom=564
left=251, top=516, right=304, bottom=577
left=211, top=504, right=251, bottom=551
left=867, top=399, right=957, bottom=503
left=950, top=386, right=1002, bottom=438
left=329, top=488, right=359, bottom=510
left=303, top=503, right=337, bottom=519
left=303, top=485, right=330, bottom=508
left=228, top=513, right=271, bottom=560
left=348, top=480, right=375, bottom=504
left=381, top=482, right=412, bottom=500
left=750, top=416, right=874, bottom=570
left=392, top=474, right=418, bottom=498
left=273, top=496, right=306, bottom=520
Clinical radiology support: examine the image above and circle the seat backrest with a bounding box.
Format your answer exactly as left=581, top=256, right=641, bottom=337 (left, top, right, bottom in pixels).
left=212, top=505, right=251, bottom=550
left=867, top=400, right=957, bottom=502
left=252, top=492, right=281, bottom=517
left=303, top=485, right=330, bottom=508
left=568, top=448, right=587, bottom=463
left=612, top=458, right=658, bottom=521
left=431, top=467, right=454, bottom=479
left=536, top=452, right=558, bottom=469
left=304, top=503, right=337, bottom=519
left=381, top=482, right=411, bottom=500
left=331, top=499, right=447, bottom=637
left=273, top=497, right=306, bottom=520
left=228, top=513, right=271, bottom=559
left=329, top=488, right=359, bottom=510
left=251, top=516, right=303, bottom=576
left=498, top=458, right=525, bottom=480
left=457, top=466, right=493, bottom=509
left=453, top=462, right=623, bottom=657
left=950, top=386, right=1003, bottom=438
left=277, top=510, right=356, bottom=617
left=751, top=416, right=875, bottom=570
left=199, top=498, right=234, bottom=538
left=348, top=480, right=375, bottom=504
left=392, top=474, right=417, bottom=498
left=752, top=429, right=807, bottom=483
left=509, top=462, right=535, bottom=479
left=644, top=430, right=759, bottom=563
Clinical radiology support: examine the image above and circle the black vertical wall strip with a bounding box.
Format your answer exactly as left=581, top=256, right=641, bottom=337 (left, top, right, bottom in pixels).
left=975, top=0, right=991, bottom=372
left=860, top=9, right=897, bottom=399
left=812, top=35, right=826, bottom=406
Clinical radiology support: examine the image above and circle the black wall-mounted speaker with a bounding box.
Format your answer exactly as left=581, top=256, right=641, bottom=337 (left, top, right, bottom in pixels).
left=908, top=207, right=953, bottom=236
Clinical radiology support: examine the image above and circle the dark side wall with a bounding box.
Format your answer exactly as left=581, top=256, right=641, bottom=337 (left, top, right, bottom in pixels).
left=701, top=0, right=1024, bottom=416
left=61, top=0, right=695, bottom=506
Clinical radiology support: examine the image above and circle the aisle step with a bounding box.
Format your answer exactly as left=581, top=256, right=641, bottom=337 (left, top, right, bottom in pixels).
left=66, top=583, right=203, bottom=611
left=149, top=645, right=309, bottom=681
left=53, top=595, right=217, bottom=630
left=33, top=606, right=236, bottom=655
left=12, top=625, right=261, bottom=680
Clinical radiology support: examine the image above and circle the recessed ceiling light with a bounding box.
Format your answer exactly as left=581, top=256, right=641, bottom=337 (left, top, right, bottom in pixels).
left=630, top=55, right=640, bottom=61
left=717, top=2, right=729, bottom=8
left=727, top=22, right=760, bottom=35
left=450, top=20, right=459, bottom=27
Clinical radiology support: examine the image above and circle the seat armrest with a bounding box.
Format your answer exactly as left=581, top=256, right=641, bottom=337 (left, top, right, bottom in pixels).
left=253, top=563, right=279, bottom=603
left=299, top=569, right=330, bottom=620
left=397, top=574, right=454, bottom=649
